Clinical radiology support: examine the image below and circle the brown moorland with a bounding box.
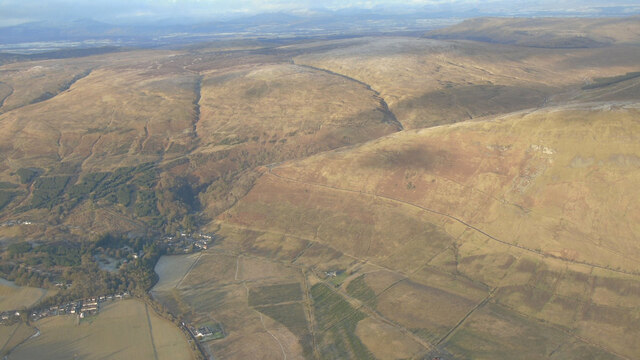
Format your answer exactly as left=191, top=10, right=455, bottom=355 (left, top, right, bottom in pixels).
left=1, top=15, right=640, bottom=360
left=217, top=103, right=640, bottom=359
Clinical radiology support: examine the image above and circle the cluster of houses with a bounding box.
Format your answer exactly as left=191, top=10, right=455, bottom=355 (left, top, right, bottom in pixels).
left=0, top=219, right=33, bottom=227
left=162, top=232, right=214, bottom=254
left=183, top=322, right=225, bottom=341
left=0, top=292, right=133, bottom=326
left=54, top=281, right=72, bottom=289
left=194, top=325, right=215, bottom=338
left=93, top=244, right=146, bottom=273
left=325, top=270, right=339, bottom=278
left=0, top=310, right=23, bottom=325
left=26, top=292, right=131, bottom=322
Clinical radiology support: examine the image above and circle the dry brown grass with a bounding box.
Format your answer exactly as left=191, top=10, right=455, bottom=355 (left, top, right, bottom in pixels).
left=3, top=18, right=640, bottom=359
left=375, top=280, right=478, bottom=343
left=152, top=236, right=310, bottom=359
left=355, top=317, right=425, bottom=360
left=180, top=252, right=237, bottom=288
left=219, top=102, right=640, bottom=358
left=426, top=16, right=640, bottom=46
left=293, top=37, right=640, bottom=129
left=266, top=104, right=640, bottom=272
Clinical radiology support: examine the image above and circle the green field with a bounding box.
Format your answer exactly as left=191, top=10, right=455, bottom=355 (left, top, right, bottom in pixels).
left=248, top=282, right=303, bottom=306
left=311, top=283, right=373, bottom=360
left=345, top=275, right=377, bottom=307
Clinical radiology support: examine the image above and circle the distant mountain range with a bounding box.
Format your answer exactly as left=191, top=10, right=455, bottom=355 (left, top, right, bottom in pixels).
left=1, top=3, right=640, bottom=52
left=1, top=12, right=446, bottom=47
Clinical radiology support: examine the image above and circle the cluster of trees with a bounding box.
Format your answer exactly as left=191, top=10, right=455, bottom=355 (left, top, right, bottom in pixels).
left=7, top=242, right=33, bottom=257
left=1, top=264, right=51, bottom=288
left=155, top=175, right=202, bottom=234
left=582, top=71, right=640, bottom=90
left=134, top=190, right=159, bottom=217
left=10, top=161, right=207, bottom=234
left=2, top=161, right=210, bottom=297
left=20, top=163, right=162, bottom=222
left=1, top=232, right=165, bottom=307
left=0, top=190, right=21, bottom=210
left=0, top=182, right=19, bottom=189
left=16, top=168, right=41, bottom=184
left=0, top=181, right=20, bottom=210
left=67, top=172, right=109, bottom=199
left=31, top=176, right=71, bottom=209
left=7, top=241, right=86, bottom=267
left=68, top=163, right=157, bottom=206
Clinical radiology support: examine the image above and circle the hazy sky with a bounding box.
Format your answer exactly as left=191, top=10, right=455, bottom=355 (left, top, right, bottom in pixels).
left=1, top=0, right=638, bottom=26
left=0, top=0, right=448, bottom=25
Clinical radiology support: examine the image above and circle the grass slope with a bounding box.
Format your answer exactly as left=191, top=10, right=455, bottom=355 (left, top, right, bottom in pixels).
left=220, top=103, right=640, bottom=358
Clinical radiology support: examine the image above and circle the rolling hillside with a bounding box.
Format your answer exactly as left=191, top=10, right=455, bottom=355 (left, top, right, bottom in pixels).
left=293, top=36, right=640, bottom=129
left=426, top=16, right=640, bottom=47
left=216, top=102, right=640, bottom=359
left=0, top=45, right=399, bottom=240
left=1, top=15, right=639, bottom=360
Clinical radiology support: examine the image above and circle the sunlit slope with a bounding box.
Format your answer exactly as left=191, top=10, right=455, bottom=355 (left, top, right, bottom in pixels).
left=0, top=52, right=201, bottom=236
left=220, top=103, right=640, bottom=358
left=192, top=62, right=400, bottom=215
left=0, top=58, right=199, bottom=174
left=293, top=37, right=640, bottom=129
left=552, top=73, right=640, bottom=104
left=426, top=16, right=640, bottom=47
left=243, top=103, right=640, bottom=272
left=0, top=51, right=398, bottom=180
left=0, top=48, right=399, bottom=237
left=197, top=63, right=399, bottom=152
left=0, top=61, right=93, bottom=114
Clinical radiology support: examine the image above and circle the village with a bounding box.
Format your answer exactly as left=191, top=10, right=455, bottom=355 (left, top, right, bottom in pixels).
left=0, top=289, right=226, bottom=354
left=0, top=291, right=131, bottom=326
left=161, top=231, right=214, bottom=254
left=1, top=232, right=219, bottom=337
left=0, top=229, right=223, bottom=360
left=93, top=231, right=214, bottom=273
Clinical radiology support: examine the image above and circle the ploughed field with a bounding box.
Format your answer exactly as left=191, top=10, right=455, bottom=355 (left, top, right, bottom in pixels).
left=2, top=16, right=640, bottom=360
